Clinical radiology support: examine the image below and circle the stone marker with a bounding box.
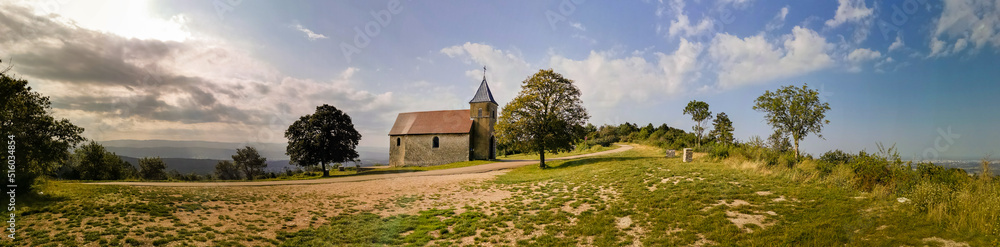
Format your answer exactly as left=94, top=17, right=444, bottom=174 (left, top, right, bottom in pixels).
left=682, top=148, right=693, bottom=162
left=665, top=149, right=676, bottom=158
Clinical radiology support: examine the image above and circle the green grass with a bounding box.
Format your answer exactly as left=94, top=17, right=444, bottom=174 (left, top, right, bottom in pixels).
left=499, top=144, right=615, bottom=160
left=9, top=143, right=997, bottom=246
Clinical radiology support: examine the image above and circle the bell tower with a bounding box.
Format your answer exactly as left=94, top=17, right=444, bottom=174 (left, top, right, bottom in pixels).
left=469, top=66, right=498, bottom=160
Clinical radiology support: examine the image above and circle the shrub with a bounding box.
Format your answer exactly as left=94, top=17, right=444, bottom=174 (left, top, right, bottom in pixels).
left=849, top=152, right=891, bottom=192
left=816, top=161, right=837, bottom=175
left=916, top=162, right=967, bottom=189
left=910, top=181, right=953, bottom=213
left=819, top=149, right=853, bottom=165
left=708, top=145, right=730, bottom=159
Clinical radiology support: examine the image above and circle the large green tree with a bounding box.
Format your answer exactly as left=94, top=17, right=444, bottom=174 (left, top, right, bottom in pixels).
left=139, top=157, right=168, bottom=180
left=496, top=69, right=589, bottom=168
left=710, top=112, right=734, bottom=145
left=233, top=146, right=267, bottom=180
left=72, top=141, right=137, bottom=180
left=753, top=84, right=831, bottom=159
left=285, top=104, right=361, bottom=177
left=1, top=60, right=85, bottom=190
left=214, top=160, right=241, bottom=180
left=683, top=100, right=712, bottom=147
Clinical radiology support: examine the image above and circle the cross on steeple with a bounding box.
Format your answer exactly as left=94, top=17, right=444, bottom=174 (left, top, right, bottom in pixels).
left=483, top=66, right=487, bottom=79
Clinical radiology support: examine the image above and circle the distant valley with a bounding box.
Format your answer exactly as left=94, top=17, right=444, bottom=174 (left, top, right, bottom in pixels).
left=102, top=140, right=389, bottom=175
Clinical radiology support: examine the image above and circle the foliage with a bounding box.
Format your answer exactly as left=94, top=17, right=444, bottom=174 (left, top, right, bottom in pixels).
left=753, top=84, right=831, bottom=159
left=214, top=161, right=241, bottom=180
left=682, top=100, right=712, bottom=147
left=767, top=130, right=792, bottom=152
left=496, top=69, right=589, bottom=168
left=819, top=149, right=853, bottom=165
left=71, top=141, right=137, bottom=180
left=0, top=60, right=85, bottom=191
left=233, top=146, right=267, bottom=180
left=139, top=157, right=168, bottom=180
left=285, top=104, right=362, bottom=177
left=709, top=112, right=734, bottom=145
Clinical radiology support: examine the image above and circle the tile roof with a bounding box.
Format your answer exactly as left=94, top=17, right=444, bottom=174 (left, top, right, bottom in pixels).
left=388, top=110, right=472, bottom=135
left=469, top=77, right=497, bottom=104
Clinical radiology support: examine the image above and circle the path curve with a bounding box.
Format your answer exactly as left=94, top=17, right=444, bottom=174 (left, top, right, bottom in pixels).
left=90, top=144, right=633, bottom=187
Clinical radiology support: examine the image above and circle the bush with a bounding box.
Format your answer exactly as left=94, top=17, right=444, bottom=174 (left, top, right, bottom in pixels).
left=820, top=149, right=853, bottom=165
left=849, top=152, right=891, bottom=192
left=910, top=181, right=953, bottom=213
left=816, top=161, right=837, bottom=175
left=708, top=145, right=730, bottom=159
left=916, top=162, right=968, bottom=189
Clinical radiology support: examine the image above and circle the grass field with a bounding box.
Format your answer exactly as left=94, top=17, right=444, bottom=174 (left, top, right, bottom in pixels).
left=5, top=144, right=996, bottom=246
left=499, top=145, right=614, bottom=160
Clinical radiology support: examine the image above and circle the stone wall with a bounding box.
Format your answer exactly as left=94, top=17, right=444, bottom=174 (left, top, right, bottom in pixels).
left=469, top=102, right=497, bottom=160
left=389, top=133, right=470, bottom=167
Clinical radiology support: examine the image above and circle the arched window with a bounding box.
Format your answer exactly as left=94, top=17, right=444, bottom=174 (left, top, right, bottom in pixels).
left=432, top=136, right=439, bottom=148
left=492, top=110, right=496, bottom=118
left=478, top=108, right=482, bottom=117
left=396, top=137, right=400, bottom=146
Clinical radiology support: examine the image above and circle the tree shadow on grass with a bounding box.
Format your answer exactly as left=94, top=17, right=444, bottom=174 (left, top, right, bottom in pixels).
left=546, top=156, right=646, bottom=170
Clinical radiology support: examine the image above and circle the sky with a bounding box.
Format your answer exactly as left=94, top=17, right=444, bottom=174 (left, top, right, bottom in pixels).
left=1, top=0, right=998, bottom=160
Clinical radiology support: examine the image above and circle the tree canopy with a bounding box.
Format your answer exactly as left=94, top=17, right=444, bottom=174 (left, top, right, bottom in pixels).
left=139, top=157, right=168, bottom=180
left=233, top=146, right=267, bottom=180
left=72, top=141, right=137, bottom=180
left=683, top=100, right=712, bottom=147
left=496, top=69, right=589, bottom=168
left=1, top=60, right=85, bottom=191
left=710, top=112, right=734, bottom=145
left=753, top=84, right=831, bottom=159
left=285, top=104, right=361, bottom=176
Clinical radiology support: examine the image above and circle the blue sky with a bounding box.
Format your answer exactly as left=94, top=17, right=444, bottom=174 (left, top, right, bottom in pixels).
left=1, top=0, right=998, bottom=160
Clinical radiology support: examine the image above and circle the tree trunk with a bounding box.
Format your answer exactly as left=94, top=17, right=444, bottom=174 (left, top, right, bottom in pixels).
left=539, top=150, right=546, bottom=169
left=793, top=138, right=800, bottom=160
left=322, top=162, right=329, bottom=177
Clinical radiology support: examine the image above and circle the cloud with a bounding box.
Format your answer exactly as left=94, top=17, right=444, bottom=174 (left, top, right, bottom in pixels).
left=569, top=22, right=586, bottom=31
left=439, top=42, right=532, bottom=104
left=825, top=0, right=874, bottom=28
left=550, top=38, right=703, bottom=107
left=846, top=48, right=882, bottom=72
left=929, top=0, right=1000, bottom=55
left=888, top=34, right=905, bottom=52
left=292, top=23, right=329, bottom=41
left=662, top=0, right=714, bottom=39
left=441, top=41, right=704, bottom=128
left=0, top=3, right=414, bottom=146
left=708, top=26, right=834, bottom=88
left=765, top=6, right=790, bottom=32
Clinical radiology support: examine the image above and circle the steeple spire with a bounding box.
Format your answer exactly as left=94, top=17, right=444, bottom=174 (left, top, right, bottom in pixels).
left=469, top=66, right=497, bottom=104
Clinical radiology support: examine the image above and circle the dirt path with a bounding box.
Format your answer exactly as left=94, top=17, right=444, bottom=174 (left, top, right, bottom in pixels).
left=90, top=144, right=633, bottom=187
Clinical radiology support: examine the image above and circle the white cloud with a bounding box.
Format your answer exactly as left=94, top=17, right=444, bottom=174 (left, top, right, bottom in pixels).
left=846, top=48, right=882, bottom=72
left=953, top=38, right=968, bottom=53
left=669, top=13, right=715, bottom=38
left=847, top=48, right=882, bottom=62
left=888, top=34, right=905, bottom=52
left=929, top=37, right=949, bottom=57
left=929, top=0, right=1000, bottom=55
left=292, top=23, right=328, bottom=41
left=825, top=0, right=874, bottom=28
left=765, top=6, right=790, bottom=32
left=569, top=22, right=586, bottom=31
left=439, top=42, right=532, bottom=104
left=662, top=0, right=714, bottom=39
left=550, top=38, right=703, bottom=107
left=708, top=26, right=834, bottom=88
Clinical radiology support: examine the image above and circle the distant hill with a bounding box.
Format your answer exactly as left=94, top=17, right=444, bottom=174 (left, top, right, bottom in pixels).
left=104, top=139, right=389, bottom=175
left=118, top=156, right=348, bottom=175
